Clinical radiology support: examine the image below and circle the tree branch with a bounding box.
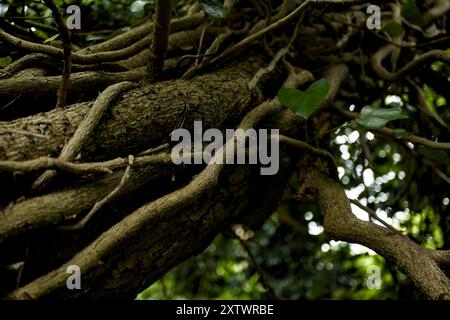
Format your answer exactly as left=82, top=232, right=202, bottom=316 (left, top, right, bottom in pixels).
left=32, top=82, right=139, bottom=191
left=205, top=0, right=313, bottom=71
left=0, top=12, right=204, bottom=66
left=0, top=153, right=177, bottom=176
left=145, top=0, right=172, bottom=83
left=371, top=45, right=450, bottom=82
left=336, top=108, right=450, bottom=150
left=58, top=155, right=135, bottom=231
left=309, top=169, right=450, bottom=299
left=43, top=0, right=72, bottom=109
left=5, top=100, right=288, bottom=299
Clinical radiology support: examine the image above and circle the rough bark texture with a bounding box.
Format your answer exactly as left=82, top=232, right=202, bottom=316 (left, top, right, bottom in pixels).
left=0, top=55, right=268, bottom=162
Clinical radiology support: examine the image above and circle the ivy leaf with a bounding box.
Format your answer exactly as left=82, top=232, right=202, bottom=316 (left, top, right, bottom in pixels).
left=418, top=147, right=449, bottom=163
left=401, top=0, right=425, bottom=27
left=0, top=56, right=12, bottom=68
left=44, top=33, right=60, bottom=44
left=130, top=0, right=154, bottom=18
left=382, top=21, right=404, bottom=38
left=356, top=106, right=408, bottom=129
left=277, top=79, right=329, bottom=119
left=143, top=0, right=156, bottom=11
left=199, top=0, right=230, bottom=19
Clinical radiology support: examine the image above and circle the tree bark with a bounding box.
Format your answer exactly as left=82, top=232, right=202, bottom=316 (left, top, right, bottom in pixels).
left=0, top=54, right=292, bottom=298
left=0, top=55, right=270, bottom=162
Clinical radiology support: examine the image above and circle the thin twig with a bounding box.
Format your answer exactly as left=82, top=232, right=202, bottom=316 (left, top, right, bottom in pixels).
left=138, top=143, right=170, bottom=156
left=209, top=0, right=312, bottom=66
left=0, top=94, right=23, bottom=111
left=248, top=47, right=289, bottom=90
left=277, top=134, right=339, bottom=181
left=0, top=153, right=175, bottom=175
left=58, top=155, right=135, bottom=231
left=43, top=0, right=72, bottom=109
left=181, top=29, right=234, bottom=79
left=195, top=24, right=208, bottom=65
left=336, top=108, right=450, bottom=150
left=16, top=242, right=29, bottom=289
left=371, top=45, right=450, bottom=82
left=407, top=79, right=449, bottom=130
left=350, top=199, right=403, bottom=235
left=0, top=29, right=149, bottom=64
left=237, top=236, right=279, bottom=300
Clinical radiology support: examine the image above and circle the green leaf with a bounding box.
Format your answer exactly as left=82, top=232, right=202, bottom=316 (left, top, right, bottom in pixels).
left=393, top=128, right=413, bottom=139
left=0, top=56, right=12, bottom=68
left=277, top=79, right=329, bottom=119
left=356, top=106, right=408, bottom=129
left=130, top=0, right=152, bottom=18
left=144, top=0, right=156, bottom=11
left=86, top=34, right=107, bottom=41
left=44, top=33, right=60, bottom=44
left=199, top=0, right=230, bottom=19
left=382, top=21, right=404, bottom=38
left=401, top=0, right=425, bottom=27
left=418, top=147, right=449, bottom=163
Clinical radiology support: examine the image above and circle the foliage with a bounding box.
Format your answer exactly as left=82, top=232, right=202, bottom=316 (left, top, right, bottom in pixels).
left=356, top=106, right=409, bottom=129
left=401, top=0, right=425, bottom=27
left=199, top=0, right=230, bottom=19
left=0, top=56, right=12, bottom=67
left=277, top=79, right=329, bottom=120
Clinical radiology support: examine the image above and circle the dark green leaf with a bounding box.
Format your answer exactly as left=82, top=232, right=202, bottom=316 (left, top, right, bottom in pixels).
left=199, top=0, right=230, bottom=19
left=401, top=0, right=425, bottom=27
left=382, top=21, right=404, bottom=38
left=0, top=56, right=12, bottom=68
left=277, top=79, right=329, bottom=119
left=130, top=0, right=152, bottom=18
left=356, top=106, right=408, bottom=129
left=44, top=33, right=60, bottom=44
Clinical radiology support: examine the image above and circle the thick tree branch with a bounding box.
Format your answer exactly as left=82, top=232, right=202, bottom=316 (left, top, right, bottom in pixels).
left=146, top=0, right=172, bottom=83
left=0, top=54, right=278, bottom=243
left=309, top=169, right=450, bottom=300
left=31, top=82, right=139, bottom=191
left=5, top=100, right=292, bottom=299
left=0, top=55, right=268, bottom=162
